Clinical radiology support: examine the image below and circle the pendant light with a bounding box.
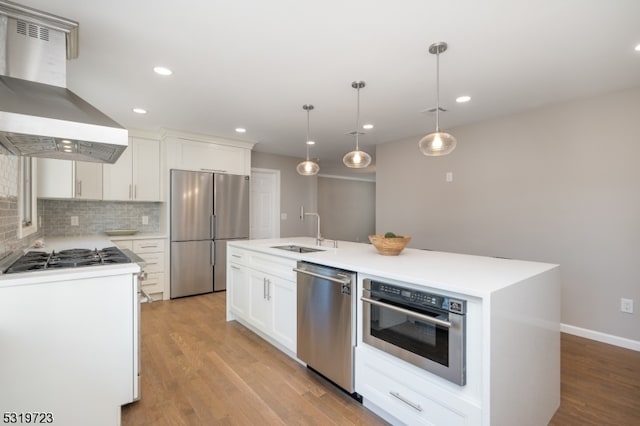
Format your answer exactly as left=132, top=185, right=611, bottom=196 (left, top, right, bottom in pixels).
left=418, top=42, right=457, bottom=156
left=343, top=81, right=372, bottom=168
left=296, top=104, right=320, bottom=176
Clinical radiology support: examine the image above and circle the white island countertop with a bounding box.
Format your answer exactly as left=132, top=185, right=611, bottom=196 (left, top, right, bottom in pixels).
left=228, top=237, right=558, bottom=298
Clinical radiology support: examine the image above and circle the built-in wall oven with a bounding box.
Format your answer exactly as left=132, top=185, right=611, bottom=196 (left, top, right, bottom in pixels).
left=361, top=279, right=467, bottom=386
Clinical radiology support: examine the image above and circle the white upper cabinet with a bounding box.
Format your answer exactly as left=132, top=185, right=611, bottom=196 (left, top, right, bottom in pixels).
left=103, top=137, right=160, bottom=201
left=180, top=140, right=248, bottom=175
left=37, top=158, right=102, bottom=200
left=162, top=131, right=254, bottom=176
left=75, top=161, right=103, bottom=199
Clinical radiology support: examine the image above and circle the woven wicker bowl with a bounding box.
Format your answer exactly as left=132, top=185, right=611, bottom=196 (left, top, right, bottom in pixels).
left=369, top=235, right=411, bottom=256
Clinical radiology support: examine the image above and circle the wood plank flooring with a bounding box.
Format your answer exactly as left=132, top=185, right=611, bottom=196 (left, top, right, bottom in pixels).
left=121, top=292, right=386, bottom=425
left=549, top=333, right=640, bottom=425
left=122, top=293, right=640, bottom=425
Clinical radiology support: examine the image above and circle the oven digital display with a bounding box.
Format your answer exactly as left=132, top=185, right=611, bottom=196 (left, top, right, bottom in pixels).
left=401, top=289, right=411, bottom=298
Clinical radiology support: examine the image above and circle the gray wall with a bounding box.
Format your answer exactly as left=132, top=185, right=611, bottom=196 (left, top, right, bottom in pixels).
left=318, top=177, right=375, bottom=243
left=376, top=87, right=640, bottom=341
left=251, top=151, right=317, bottom=237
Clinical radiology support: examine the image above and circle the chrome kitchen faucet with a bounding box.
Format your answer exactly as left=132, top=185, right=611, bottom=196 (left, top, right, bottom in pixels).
left=300, top=206, right=323, bottom=246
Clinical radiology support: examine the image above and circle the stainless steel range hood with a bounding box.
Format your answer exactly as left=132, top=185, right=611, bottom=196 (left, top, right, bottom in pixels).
left=0, top=1, right=127, bottom=163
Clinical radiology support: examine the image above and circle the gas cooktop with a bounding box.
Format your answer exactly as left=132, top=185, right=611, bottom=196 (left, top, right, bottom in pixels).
left=1, top=247, right=132, bottom=274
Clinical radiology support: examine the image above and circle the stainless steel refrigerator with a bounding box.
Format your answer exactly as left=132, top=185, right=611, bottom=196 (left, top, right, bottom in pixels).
left=170, top=170, right=249, bottom=298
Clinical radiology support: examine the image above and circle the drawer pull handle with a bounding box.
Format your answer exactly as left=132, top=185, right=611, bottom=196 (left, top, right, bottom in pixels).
left=231, top=265, right=240, bottom=270
left=140, top=245, right=158, bottom=248
left=389, top=391, right=422, bottom=412
left=232, top=254, right=242, bottom=258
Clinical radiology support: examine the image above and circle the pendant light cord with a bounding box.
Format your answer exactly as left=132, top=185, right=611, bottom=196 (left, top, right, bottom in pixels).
left=306, top=108, right=311, bottom=160
left=355, top=86, right=361, bottom=150
left=435, top=48, right=440, bottom=132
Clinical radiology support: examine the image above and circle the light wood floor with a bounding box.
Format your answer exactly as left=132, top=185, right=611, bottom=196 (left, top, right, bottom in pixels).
left=122, top=292, right=640, bottom=425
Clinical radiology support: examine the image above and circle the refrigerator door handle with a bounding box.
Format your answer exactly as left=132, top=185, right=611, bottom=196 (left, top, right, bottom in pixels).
left=211, top=214, right=216, bottom=239
left=211, top=241, right=215, bottom=266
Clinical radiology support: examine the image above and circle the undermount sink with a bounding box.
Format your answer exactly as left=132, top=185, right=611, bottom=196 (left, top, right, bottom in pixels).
left=271, top=245, right=325, bottom=253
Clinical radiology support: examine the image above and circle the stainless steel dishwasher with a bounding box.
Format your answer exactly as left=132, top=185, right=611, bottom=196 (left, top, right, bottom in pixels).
left=294, top=261, right=358, bottom=395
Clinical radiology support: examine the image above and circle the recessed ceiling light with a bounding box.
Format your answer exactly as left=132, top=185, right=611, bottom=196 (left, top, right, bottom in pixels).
left=635, top=44, right=640, bottom=52
left=153, top=66, right=173, bottom=76
left=362, top=124, right=374, bottom=130
left=306, top=140, right=315, bottom=145
left=61, top=139, right=72, bottom=145
left=235, top=128, right=247, bottom=133
left=456, top=95, right=471, bottom=103
left=133, top=108, right=147, bottom=114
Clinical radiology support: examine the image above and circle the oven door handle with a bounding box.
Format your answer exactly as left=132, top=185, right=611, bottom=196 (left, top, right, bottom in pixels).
left=293, top=267, right=351, bottom=285
left=360, top=296, right=452, bottom=328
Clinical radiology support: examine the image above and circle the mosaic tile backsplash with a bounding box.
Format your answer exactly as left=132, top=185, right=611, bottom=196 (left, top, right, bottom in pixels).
left=41, top=199, right=161, bottom=237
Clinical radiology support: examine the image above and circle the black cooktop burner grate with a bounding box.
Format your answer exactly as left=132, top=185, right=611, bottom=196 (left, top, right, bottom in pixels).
left=4, top=246, right=131, bottom=274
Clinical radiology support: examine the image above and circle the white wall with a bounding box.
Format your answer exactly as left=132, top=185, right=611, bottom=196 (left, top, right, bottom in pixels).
left=376, top=87, right=640, bottom=342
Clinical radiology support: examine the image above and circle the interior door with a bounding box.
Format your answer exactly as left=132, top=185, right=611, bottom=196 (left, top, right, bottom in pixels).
left=250, top=169, right=280, bottom=239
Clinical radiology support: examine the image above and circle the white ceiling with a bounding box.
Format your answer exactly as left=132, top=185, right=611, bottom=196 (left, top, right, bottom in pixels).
left=17, top=0, right=640, bottom=178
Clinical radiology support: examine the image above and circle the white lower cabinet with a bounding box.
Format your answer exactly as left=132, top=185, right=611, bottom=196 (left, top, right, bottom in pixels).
left=228, top=263, right=250, bottom=317
left=113, top=238, right=166, bottom=299
left=356, top=345, right=482, bottom=426
left=227, top=248, right=296, bottom=354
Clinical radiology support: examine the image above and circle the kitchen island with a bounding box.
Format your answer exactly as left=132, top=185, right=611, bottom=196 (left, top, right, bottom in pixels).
left=226, top=237, right=560, bottom=426
left=0, top=238, right=142, bottom=426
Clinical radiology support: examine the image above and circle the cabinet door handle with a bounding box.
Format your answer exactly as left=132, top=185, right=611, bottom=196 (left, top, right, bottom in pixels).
left=129, top=184, right=133, bottom=199
left=76, top=180, right=82, bottom=196
left=134, top=184, right=137, bottom=199
left=266, top=278, right=271, bottom=300
left=389, top=391, right=422, bottom=412
left=263, top=278, right=267, bottom=299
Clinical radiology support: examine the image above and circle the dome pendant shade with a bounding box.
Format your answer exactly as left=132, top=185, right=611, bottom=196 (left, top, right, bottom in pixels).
left=296, top=159, right=320, bottom=175
left=418, top=131, right=457, bottom=156
left=296, top=104, right=319, bottom=176
left=343, top=149, right=372, bottom=168
left=419, top=41, right=457, bottom=156
left=344, top=81, right=372, bottom=169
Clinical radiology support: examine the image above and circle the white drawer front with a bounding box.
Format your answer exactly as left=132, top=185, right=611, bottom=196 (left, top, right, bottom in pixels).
left=228, top=247, right=249, bottom=266
left=250, top=253, right=296, bottom=282
left=133, top=239, right=165, bottom=253
left=141, top=272, right=164, bottom=294
left=356, top=347, right=481, bottom=426
left=139, top=252, right=164, bottom=273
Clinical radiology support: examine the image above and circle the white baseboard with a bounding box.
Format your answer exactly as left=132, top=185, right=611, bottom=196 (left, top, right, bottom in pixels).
left=561, top=323, right=640, bottom=351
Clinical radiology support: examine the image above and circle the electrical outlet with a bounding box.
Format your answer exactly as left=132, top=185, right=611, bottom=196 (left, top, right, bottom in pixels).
left=446, top=172, right=453, bottom=182
left=70, top=216, right=79, bottom=226
left=142, top=216, right=149, bottom=225
left=281, top=213, right=287, bottom=220
left=621, top=298, right=634, bottom=314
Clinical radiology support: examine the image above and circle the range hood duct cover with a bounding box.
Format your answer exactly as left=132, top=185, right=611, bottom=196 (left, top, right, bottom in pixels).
left=0, top=1, right=127, bottom=163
